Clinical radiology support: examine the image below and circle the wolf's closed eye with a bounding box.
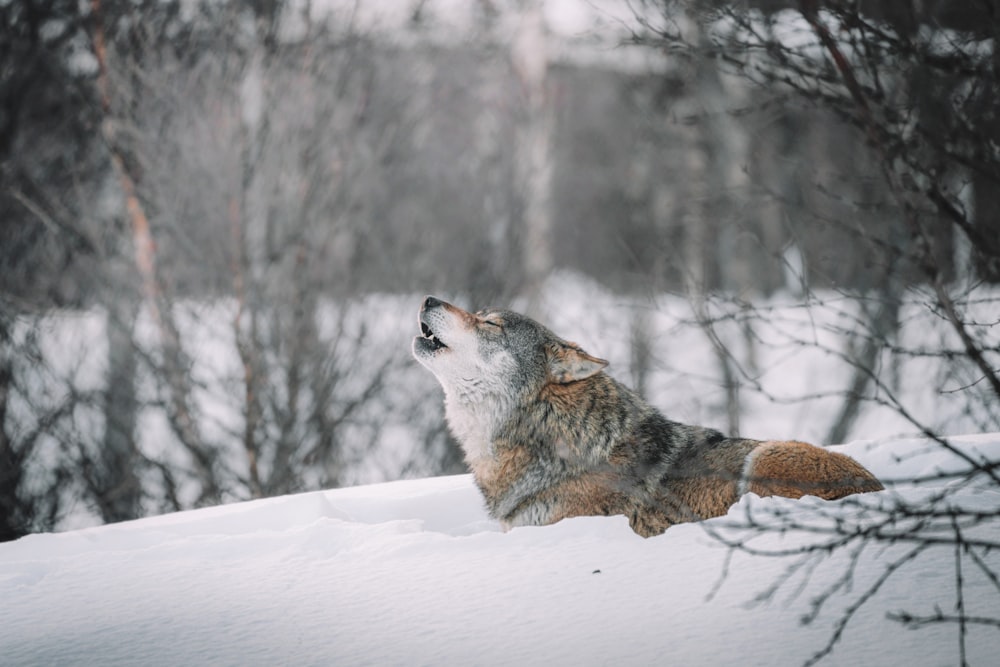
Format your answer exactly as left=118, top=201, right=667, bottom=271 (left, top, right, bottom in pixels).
left=477, top=312, right=503, bottom=329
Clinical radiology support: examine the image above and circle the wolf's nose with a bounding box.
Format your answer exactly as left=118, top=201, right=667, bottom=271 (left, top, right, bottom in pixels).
left=423, top=295, right=443, bottom=310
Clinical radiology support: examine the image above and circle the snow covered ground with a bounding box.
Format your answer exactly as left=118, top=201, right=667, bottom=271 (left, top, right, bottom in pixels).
left=2, top=434, right=998, bottom=666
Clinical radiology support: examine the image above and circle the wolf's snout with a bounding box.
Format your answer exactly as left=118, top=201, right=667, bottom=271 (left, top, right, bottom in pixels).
left=416, top=296, right=449, bottom=354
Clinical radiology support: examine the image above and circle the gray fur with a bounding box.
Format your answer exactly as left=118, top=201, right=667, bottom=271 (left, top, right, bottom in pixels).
left=413, top=296, right=882, bottom=536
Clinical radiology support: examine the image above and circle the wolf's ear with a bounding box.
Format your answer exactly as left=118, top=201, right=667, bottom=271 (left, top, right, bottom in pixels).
left=546, top=341, right=608, bottom=383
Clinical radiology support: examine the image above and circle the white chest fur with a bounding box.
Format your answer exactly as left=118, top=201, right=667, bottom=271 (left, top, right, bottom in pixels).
left=443, top=390, right=513, bottom=465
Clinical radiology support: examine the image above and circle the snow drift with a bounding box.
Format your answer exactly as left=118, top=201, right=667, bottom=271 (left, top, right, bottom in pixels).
left=2, top=434, right=999, bottom=666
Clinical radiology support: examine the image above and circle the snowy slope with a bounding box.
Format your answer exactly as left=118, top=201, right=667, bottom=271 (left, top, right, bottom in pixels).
left=2, top=435, right=999, bottom=666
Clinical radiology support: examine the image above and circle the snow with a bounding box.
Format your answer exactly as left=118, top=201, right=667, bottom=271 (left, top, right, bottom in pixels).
left=9, top=272, right=999, bottom=531
left=3, top=434, right=999, bottom=666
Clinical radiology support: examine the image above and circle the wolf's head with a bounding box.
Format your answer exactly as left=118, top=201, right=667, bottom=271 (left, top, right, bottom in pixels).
left=412, top=296, right=608, bottom=408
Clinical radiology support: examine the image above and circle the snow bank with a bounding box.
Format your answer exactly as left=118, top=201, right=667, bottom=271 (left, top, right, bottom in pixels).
left=2, top=434, right=998, bottom=666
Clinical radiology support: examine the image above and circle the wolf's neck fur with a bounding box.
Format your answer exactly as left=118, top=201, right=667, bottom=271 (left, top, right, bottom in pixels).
left=448, top=374, right=644, bottom=463
left=443, top=388, right=515, bottom=465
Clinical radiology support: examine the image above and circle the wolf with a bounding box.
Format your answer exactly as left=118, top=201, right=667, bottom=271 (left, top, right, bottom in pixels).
left=412, top=296, right=883, bottom=537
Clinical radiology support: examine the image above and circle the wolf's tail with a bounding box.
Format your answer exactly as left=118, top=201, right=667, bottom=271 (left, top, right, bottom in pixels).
left=740, top=440, right=884, bottom=500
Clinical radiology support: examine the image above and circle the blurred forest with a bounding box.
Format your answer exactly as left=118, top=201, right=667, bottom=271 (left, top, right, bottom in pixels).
left=1, top=0, right=999, bottom=543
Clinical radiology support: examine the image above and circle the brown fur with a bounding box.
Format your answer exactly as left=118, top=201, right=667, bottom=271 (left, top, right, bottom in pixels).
left=744, top=440, right=885, bottom=500
left=413, top=296, right=885, bottom=537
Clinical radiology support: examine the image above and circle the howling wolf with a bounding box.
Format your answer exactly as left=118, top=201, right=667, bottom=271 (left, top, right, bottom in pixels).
left=412, top=296, right=883, bottom=537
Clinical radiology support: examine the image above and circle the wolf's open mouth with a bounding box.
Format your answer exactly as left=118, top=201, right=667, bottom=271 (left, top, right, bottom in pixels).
left=420, top=322, right=448, bottom=350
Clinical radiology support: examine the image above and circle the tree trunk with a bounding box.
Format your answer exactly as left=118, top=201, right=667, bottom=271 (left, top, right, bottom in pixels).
left=685, top=16, right=747, bottom=436
left=90, top=0, right=219, bottom=504
left=826, top=292, right=901, bottom=445
left=0, top=311, right=26, bottom=542
left=97, top=294, right=142, bottom=522
left=512, top=2, right=553, bottom=317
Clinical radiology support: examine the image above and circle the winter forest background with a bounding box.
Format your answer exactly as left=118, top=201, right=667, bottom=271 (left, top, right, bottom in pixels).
left=2, top=0, right=999, bottom=553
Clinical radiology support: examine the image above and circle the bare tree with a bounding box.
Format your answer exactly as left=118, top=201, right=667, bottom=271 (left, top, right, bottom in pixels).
left=90, top=0, right=224, bottom=506
left=4, top=0, right=537, bottom=536
left=631, top=1, right=1000, bottom=662
left=82, top=0, right=455, bottom=507
left=0, top=0, right=114, bottom=536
